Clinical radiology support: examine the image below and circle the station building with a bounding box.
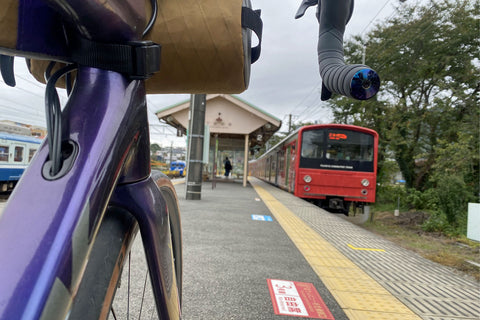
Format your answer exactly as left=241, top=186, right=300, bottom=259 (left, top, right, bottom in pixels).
left=156, top=94, right=281, bottom=186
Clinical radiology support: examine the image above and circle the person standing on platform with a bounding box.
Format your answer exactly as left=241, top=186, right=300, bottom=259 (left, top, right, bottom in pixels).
left=224, top=157, right=232, bottom=178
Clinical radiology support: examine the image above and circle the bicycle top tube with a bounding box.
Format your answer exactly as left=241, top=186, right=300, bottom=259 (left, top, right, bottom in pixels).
left=0, top=67, right=150, bottom=319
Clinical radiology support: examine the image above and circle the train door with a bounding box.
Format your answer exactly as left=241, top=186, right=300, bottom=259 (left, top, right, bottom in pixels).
left=265, top=157, right=270, bottom=181
left=5, top=143, right=27, bottom=185
left=288, top=143, right=297, bottom=193
left=274, top=152, right=279, bottom=185
left=268, top=155, right=274, bottom=182
left=285, top=146, right=291, bottom=190
left=278, top=149, right=285, bottom=187
left=271, top=154, right=277, bottom=185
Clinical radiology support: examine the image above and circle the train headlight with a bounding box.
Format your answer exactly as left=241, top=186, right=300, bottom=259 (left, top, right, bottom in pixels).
left=304, top=185, right=311, bottom=192
left=361, top=179, right=370, bottom=187
left=303, top=175, right=312, bottom=183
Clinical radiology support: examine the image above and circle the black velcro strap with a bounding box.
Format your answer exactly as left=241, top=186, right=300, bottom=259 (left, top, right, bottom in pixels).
left=242, top=7, right=263, bottom=64
left=71, top=37, right=161, bottom=79
left=0, top=55, right=16, bottom=87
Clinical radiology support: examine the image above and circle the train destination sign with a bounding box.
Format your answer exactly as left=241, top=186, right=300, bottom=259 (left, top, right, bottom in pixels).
left=329, top=133, right=348, bottom=140
left=267, top=279, right=334, bottom=319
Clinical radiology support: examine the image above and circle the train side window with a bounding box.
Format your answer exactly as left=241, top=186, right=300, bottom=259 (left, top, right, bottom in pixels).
left=0, top=146, right=8, bottom=162
left=14, top=146, right=24, bottom=162
left=29, top=149, right=37, bottom=162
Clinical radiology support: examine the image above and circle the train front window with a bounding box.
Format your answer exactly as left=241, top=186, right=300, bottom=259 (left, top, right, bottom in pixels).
left=301, top=130, right=324, bottom=159
left=326, top=130, right=373, bottom=162
left=300, top=129, right=375, bottom=172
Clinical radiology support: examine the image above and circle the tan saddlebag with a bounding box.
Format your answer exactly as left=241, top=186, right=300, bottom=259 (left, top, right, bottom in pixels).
left=0, top=0, right=262, bottom=94
left=143, top=0, right=262, bottom=93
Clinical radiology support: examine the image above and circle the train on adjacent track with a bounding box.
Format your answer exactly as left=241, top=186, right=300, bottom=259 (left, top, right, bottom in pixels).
left=0, top=132, right=42, bottom=192
left=250, top=124, right=378, bottom=214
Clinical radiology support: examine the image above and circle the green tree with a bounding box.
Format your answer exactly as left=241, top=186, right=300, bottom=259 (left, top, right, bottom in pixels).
left=328, top=0, right=479, bottom=191
left=150, top=143, right=161, bottom=153
left=150, top=143, right=161, bottom=159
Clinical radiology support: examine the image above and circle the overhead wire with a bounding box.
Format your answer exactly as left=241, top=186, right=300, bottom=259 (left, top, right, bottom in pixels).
left=0, top=104, right=46, bottom=125
left=359, top=0, right=392, bottom=36
left=297, top=100, right=330, bottom=124
left=0, top=58, right=57, bottom=100
left=286, top=80, right=322, bottom=116
left=0, top=62, right=67, bottom=129
left=370, top=0, right=442, bottom=72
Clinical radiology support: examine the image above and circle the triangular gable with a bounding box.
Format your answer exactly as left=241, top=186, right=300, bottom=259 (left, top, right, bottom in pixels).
left=155, top=94, right=281, bottom=135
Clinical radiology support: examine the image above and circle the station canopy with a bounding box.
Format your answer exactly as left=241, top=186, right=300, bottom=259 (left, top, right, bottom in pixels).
left=155, top=94, right=281, bottom=151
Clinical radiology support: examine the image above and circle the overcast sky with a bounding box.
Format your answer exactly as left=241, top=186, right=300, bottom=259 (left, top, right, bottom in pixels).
left=0, top=0, right=419, bottom=147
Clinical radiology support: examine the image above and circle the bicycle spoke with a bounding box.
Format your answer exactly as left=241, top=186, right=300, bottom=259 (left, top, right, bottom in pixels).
left=127, top=253, right=131, bottom=320
left=149, top=306, right=155, bottom=320
left=107, top=235, right=160, bottom=320
left=111, top=307, right=118, bottom=320
left=138, top=270, right=149, bottom=320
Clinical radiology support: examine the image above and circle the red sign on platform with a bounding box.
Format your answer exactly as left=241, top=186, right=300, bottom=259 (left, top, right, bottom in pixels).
left=267, top=279, right=334, bottom=319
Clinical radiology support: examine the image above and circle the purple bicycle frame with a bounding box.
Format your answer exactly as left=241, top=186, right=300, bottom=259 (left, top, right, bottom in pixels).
left=0, top=67, right=179, bottom=319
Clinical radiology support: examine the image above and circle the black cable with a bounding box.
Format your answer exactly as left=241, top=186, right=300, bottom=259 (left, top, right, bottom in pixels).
left=66, top=72, right=74, bottom=96
left=44, top=62, right=56, bottom=159
left=45, top=64, right=77, bottom=176
left=143, top=0, right=158, bottom=37
left=44, top=61, right=56, bottom=83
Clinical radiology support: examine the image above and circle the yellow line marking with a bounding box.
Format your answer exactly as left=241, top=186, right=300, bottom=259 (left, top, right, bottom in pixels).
left=249, top=178, right=421, bottom=320
left=347, top=244, right=386, bottom=252
left=171, top=179, right=185, bottom=185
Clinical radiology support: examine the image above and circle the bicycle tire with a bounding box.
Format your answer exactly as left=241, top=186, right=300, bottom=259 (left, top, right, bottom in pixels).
left=69, top=171, right=182, bottom=320
left=69, top=206, right=139, bottom=320
left=151, top=170, right=183, bottom=306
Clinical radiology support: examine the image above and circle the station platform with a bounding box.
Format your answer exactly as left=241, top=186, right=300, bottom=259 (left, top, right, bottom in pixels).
left=175, top=177, right=479, bottom=320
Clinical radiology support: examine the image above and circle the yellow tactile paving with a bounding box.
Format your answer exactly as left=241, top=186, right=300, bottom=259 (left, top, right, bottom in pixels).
left=344, top=310, right=422, bottom=320
left=171, top=179, right=185, bottom=185
left=249, top=178, right=422, bottom=320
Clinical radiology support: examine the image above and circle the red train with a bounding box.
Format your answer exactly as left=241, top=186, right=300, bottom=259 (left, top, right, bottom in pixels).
left=250, top=124, right=378, bottom=214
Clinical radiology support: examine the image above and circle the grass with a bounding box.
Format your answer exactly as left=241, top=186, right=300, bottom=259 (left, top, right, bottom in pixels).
left=358, top=209, right=480, bottom=281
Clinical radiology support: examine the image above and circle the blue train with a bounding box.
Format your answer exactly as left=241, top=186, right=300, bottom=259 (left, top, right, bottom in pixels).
left=170, top=160, right=186, bottom=177
left=0, top=132, right=42, bottom=192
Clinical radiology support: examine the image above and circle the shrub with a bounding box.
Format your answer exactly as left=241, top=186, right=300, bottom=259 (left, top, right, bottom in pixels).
left=406, top=188, right=437, bottom=211
left=421, top=174, right=475, bottom=235
left=376, top=184, right=407, bottom=207
left=434, top=174, right=473, bottom=227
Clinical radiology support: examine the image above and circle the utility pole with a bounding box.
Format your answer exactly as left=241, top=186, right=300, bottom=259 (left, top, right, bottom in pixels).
left=288, top=114, right=292, bottom=132
left=362, top=45, right=366, bottom=65
left=185, top=94, right=206, bottom=200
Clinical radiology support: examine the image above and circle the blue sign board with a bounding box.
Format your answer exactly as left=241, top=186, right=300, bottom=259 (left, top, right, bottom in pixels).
left=251, top=215, right=273, bottom=222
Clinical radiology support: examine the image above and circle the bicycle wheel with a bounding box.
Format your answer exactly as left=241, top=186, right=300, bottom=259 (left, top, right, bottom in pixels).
left=108, top=226, right=160, bottom=319
left=69, top=172, right=182, bottom=320
left=151, top=170, right=183, bottom=305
